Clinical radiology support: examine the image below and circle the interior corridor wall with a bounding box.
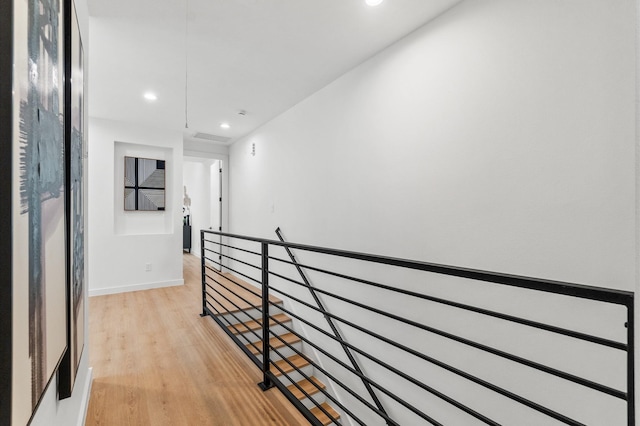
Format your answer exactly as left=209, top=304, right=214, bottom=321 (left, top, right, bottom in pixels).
left=229, top=0, right=635, bottom=291
left=88, top=117, right=184, bottom=295
left=227, top=0, right=636, bottom=424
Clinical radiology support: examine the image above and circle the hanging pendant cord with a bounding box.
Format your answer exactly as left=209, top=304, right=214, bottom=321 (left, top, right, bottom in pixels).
left=184, top=0, right=189, bottom=129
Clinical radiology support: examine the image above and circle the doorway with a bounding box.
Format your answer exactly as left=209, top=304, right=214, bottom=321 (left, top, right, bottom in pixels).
left=182, top=157, right=223, bottom=258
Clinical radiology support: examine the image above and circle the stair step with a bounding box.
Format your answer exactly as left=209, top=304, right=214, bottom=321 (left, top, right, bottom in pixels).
left=287, top=376, right=325, bottom=400
left=247, top=332, right=301, bottom=356
left=272, top=354, right=309, bottom=377
left=310, top=403, right=340, bottom=425
left=228, top=313, right=291, bottom=335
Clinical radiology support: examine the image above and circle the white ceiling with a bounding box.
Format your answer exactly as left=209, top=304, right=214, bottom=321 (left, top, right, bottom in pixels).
left=88, top=0, right=462, bottom=144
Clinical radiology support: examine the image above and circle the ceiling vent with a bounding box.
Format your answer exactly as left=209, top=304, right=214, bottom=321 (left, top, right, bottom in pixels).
left=193, top=132, right=231, bottom=144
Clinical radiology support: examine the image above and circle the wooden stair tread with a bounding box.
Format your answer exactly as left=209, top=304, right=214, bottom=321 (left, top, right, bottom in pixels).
left=228, top=313, right=291, bottom=335
left=287, top=376, right=325, bottom=400
left=273, top=354, right=309, bottom=376
left=310, top=403, right=340, bottom=425
left=206, top=272, right=282, bottom=314
left=247, top=332, right=301, bottom=356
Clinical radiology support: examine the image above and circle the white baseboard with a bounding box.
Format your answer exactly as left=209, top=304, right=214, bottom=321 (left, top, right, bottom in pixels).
left=89, top=279, right=184, bottom=297
left=77, top=367, right=93, bottom=426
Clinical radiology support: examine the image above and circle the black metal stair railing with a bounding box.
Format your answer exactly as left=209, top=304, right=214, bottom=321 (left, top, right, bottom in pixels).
left=274, top=227, right=391, bottom=423
left=199, top=229, right=635, bottom=426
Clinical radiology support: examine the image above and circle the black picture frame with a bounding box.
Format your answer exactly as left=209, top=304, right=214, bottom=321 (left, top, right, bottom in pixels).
left=59, top=0, right=85, bottom=400
left=124, top=156, right=167, bottom=211
left=0, top=0, right=14, bottom=423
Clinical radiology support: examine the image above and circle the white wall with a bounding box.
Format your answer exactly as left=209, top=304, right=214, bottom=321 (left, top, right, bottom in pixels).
left=30, top=357, right=92, bottom=426
left=88, top=117, right=184, bottom=295
left=228, top=0, right=636, bottom=424
left=230, top=0, right=635, bottom=289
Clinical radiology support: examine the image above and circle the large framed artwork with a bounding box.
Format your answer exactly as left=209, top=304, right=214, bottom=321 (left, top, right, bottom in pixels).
left=124, top=156, right=166, bottom=211
left=59, top=0, right=85, bottom=399
left=10, top=0, right=68, bottom=423
left=0, top=0, right=14, bottom=424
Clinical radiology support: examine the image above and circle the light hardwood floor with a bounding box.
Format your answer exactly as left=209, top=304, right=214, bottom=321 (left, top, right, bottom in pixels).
left=85, top=254, right=309, bottom=426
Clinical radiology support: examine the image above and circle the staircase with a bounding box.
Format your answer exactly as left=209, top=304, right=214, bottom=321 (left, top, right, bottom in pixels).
left=209, top=272, right=341, bottom=425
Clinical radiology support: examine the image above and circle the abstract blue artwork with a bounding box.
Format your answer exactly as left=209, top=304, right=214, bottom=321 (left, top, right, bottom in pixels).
left=13, top=0, right=68, bottom=422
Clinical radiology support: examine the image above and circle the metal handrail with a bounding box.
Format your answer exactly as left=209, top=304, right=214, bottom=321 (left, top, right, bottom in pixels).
left=204, top=230, right=632, bottom=303
left=200, top=229, right=635, bottom=426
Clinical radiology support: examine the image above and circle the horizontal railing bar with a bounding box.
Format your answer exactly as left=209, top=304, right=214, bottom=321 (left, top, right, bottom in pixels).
left=267, top=347, right=357, bottom=426
left=204, top=275, right=342, bottom=425
left=259, top=303, right=421, bottom=425
left=203, top=287, right=263, bottom=352
left=204, top=298, right=260, bottom=346
left=268, top=285, right=589, bottom=426
left=274, top=227, right=391, bottom=424
left=268, top=272, right=626, bottom=401
left=268, top=256, right=626, bottom=351
left=202, top=233, right=632, bottom=424
left=244, top=301, right=375, bottom=426
left=204, top=265, right=263, bottom=299
left=205, top=249, right=261, bottom=273
left=263, top=371, right=326, bottom=426
left=268, top=309, right=458, bottom=426
left=268, top=362, right=343, bottom=426
left=203, top=256, right=262, bottom=287
left=269, top=333, right=396, bottom=426
left=203, top=238, right=262, bottom=257
left=265, top=290, right=498, bottom=425
left=265, top=291, right=500, bottom=426
left=261, top=330, right=356, bottom=426
left=206, top=248, right=261, bottom=271
left=203, top=305, right=263, bottom=370
left=203, top=270, right=265, bottom=346
left=206, top=263, right=612, bottom=426
left=204, top=279, right=261, bottom=326
left=264, top=319, right=406, bottom=426
left=204, top=273, right=263, bottom=321
left=203, top=230, right=632, bottom=305
left=266, top=371, right=324, bottom=426
left=268, top=319, right=435, bottom=426
left=204, top=270, right=358, bottom=426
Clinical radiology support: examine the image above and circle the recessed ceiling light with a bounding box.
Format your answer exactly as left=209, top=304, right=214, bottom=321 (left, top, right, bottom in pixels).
left=220, top=123, right=230, bottom=129
left=365, top=0, right=383, bottom=6
left=144, top=92, right=157, bottom=101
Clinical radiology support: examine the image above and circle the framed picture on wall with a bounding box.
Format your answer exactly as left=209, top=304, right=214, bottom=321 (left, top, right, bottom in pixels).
left=8, top=0, right=69, bottom=423
left=59, top=0, right=86, bottom=400
left=124, top=156, right=166, bottom=211
left=0, top=0, right=13, bottom=422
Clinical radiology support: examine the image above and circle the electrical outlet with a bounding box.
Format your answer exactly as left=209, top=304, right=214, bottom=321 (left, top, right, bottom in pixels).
left=145, top=263, right=152, bottom=272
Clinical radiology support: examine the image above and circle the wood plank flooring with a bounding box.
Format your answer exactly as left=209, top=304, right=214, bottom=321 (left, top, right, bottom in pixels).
left=85, top=254, right=310, bottom=426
